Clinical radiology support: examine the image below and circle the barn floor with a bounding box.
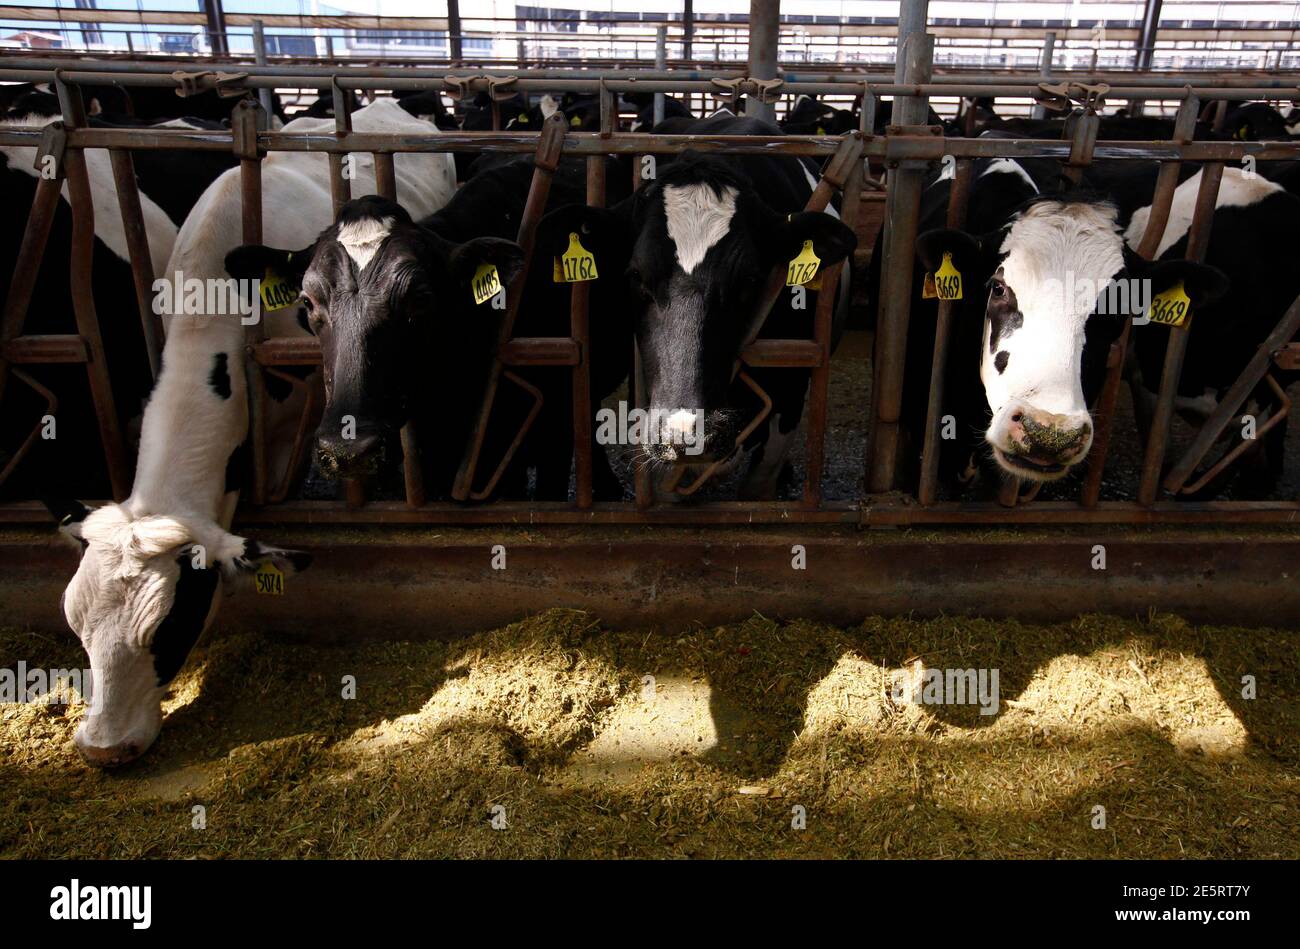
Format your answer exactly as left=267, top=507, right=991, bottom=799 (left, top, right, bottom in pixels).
left=2, top=610, right=1297, bottom=859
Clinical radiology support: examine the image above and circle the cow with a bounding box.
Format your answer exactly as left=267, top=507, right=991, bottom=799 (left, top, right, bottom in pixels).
left=0, top=80, right=286, bottom=126
left=224, top=155, right=634, bottom=500
left=165, top=97, right=458, bottom=493
left=0, top=114, right=178, bottom=501
left=891, top=155, right=1287, bottom=498
left=529, top=113, right=858, bottom=499
left=781, top=94, right=857, bottom=136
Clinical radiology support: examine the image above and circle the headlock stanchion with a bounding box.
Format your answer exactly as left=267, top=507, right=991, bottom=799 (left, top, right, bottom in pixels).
left=0, top=58, right=1298, bottom=527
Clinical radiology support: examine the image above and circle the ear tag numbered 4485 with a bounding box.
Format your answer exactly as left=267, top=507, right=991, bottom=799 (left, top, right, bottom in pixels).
left=786, top=240, right=821, bottom=287
left=554, top=232, right=599, bottom=283
left=260, top=267, right=298, bottom=312
left=1147, top=281, right=1191, bottom=327
left=472, top=262, right=502, bottom=305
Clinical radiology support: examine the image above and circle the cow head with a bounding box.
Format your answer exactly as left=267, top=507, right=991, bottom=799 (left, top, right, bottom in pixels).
left=918, top=196, right=1227, bottom=481
left=47, top=499, right=310, bottom=767
left=539, top=155, right=855, bottom=465
left=225, top=196, right=524, bottom=479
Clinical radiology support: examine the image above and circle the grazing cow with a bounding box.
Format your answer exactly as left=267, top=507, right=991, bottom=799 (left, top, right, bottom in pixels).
left=166, top=97, right=457, bottom=491
left=0, top=115, right=178, bottom=501
left=886, top=155, right=1229, bottom=494
left=225, top=156, right=634, bottom=500
left=532, top=113, right=857, bottom=499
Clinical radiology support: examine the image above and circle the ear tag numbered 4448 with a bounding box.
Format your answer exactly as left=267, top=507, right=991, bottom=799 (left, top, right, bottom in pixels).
left=554, top=232, right=599, bottom=283
left=260, top=267, right=298, bottom=312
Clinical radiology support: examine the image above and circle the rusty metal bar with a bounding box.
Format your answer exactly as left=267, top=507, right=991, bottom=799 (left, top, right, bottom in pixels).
left=234, top=99, right=270, bottom=506
left=108, top=148, right=163, bottom=380
left=1137, top=161, right=1225, bottom=506
left=451, top=111, right=567, bottom=502
left=1163, top=295, right=1300, bottom=493
left=373, top=151, right=397, bottom=201
left=1081, top=91, right=1199, bottom=509
left=917, top=156, right=973, bottom=506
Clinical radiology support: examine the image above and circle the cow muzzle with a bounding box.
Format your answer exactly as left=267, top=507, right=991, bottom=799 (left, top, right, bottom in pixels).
left=989, top=403, right=1092, bottom=480
left=315, top=430, right=382, bottom=479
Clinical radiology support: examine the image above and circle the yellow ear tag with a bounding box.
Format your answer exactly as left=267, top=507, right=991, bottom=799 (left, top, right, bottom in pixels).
left=516, top=113, right=530, bottom=124
left=553, top=232, right=599, bottom=283
left=254, top=562, right=284, bottom=596
left=786, top=239, right=821, bottom=287
left=922, top=271, right=938, bottom=299
left=570, top=114, right=582, bottom=128
left=1147, top=281, right=1191, bottom=327
left=815, top=125, right=826, bottom=136
left=260, top=267, right=298, bottom=312
left=471, top=262, right=502, bottom=305
left=935, top=252, right=962, bottom=300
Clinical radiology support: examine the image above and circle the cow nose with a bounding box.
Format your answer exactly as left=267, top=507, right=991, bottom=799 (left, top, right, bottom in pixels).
left=76, top=739, right=144, bottom=769
left=315, top=431, right=380, bottom=475
left=1007, top=407, right=1092, bottom=462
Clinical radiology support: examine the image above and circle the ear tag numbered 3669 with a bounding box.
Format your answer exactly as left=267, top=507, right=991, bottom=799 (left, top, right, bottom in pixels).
left=553, top=232, right=599, bottom=283
left=786, top=239, right=821, bottom=287
left=1147, top=281, right=1191, bottom=327
left=260, top=267, right=298, bottom=312
left=935, top=252, right=963, bottom=301
left=471, top=262, right=502, bottom=306
left=254, top=562, right=284, bottom=596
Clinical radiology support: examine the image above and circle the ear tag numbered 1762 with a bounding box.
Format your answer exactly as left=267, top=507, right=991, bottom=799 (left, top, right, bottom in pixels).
left=786, top=240, right=821, bottom=287
left=1147, top=281, right=1191, bottom=327
left=260, top=267, right=298, bottom=312
left=472, top=262, right=502, bottom=305
left=254, top=562, right=284, bottom=596
left=553, top=232, right=599, bottom=283
left=935, top=252, right=962, bottom=301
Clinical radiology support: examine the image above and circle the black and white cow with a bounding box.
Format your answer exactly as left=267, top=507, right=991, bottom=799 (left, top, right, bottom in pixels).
left=535, top=113, right=857, bottom=498
left=1, top=115, right=178, bottom=501
left=225, top=155, right=635, bottom=500
left=891, top=154, right=1297, bottom=497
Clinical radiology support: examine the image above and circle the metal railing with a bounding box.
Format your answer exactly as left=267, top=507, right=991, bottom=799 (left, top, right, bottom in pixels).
left=0, top=57, right=1298, bottom=527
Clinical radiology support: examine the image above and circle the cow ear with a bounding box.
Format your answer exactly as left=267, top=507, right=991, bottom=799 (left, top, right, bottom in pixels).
left=1138, top=258, right=1230, bottom=312
left=777, top=211, right=857, bottom=268
left=217, top=537, right=313, bottom=580
left=537, top=202, right=634, bottom=269
left=916, top=228, right=984, bottom=274
left=224, top=243, right=314, bottom=292
left=42, top=498, right=91, bottom=543
left=448, top=237, right=526, bottom=297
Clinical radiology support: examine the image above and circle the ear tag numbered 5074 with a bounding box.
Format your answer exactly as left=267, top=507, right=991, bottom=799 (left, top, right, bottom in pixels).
left=786, top=240, right=821, bottom=287
left=553, top=232, right=599, bottom=283
left=472, top=262, right=502, bottom=305
left=935, top=252, right=963, bottom=301
left=254, top=562, right=284, bottom=596
left=1147, top=281, right=1191, bottom=327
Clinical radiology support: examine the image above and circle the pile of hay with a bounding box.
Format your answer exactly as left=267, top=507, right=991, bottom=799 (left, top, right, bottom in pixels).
left=2, top=610, right=1296, bottom=858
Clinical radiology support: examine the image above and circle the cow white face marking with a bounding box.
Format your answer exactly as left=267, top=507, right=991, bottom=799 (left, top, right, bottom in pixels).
left=983, top=200, right=1124, bottom=480
left=663, top=182, right=737, bottom=275
left=336, top=215, right=394, bottom=270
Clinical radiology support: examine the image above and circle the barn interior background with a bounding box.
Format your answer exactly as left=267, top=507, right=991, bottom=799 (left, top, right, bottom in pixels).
left=0, top=1, right=1297, bottom=860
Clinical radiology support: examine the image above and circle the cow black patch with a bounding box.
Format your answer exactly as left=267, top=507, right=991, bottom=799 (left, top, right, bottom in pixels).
left=209, top=352, right=232, bottom=399
left=994, top=350, right=1010, bottom=374
left=150, top=555, right=219, bottom=685
left=224, top=440, right=249, bottom=494
left=987, top=278, right=1023, bottom=354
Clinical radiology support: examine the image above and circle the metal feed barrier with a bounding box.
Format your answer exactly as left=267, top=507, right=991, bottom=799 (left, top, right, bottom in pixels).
left=1, top=54, right=1299, bottom=530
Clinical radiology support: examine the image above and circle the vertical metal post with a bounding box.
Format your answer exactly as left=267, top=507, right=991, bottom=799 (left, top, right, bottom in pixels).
left=1032, top=32, right=1056, bottom=119
left=1129, top=0, right=1163, bottom=114
left=683, top=0, right=694, bottom=62
left=1137, top=161, right=1224, bottom=506
left=866, top=0, right=932, bottom=493
left=448, top=0, right=463, bottom=64
left=108, top=149, right=164, bottom=381
left=202, top=0, right=228, bottom=56
left=233, top=100, right=269, bottom=506
left=654, top=26, right=668, bottom=125
left=252, top=20, right=273, bottom=117
left=745, top=0, right=780, bottom=123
